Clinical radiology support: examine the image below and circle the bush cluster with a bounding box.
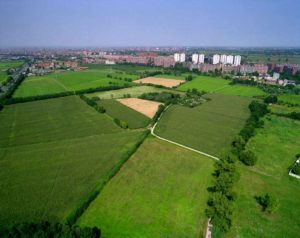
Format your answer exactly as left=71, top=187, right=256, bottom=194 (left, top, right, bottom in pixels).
left=256, top=193, right=279, bottom=213
left=79, top=95, right=105, bottom=113
left=113, top=118, right=128, bottom=129
left=264, top=95, right=278, bottom=104
left=139, top=92, right=180, bottom=104
left=152, top=104, right=166, bottom=124
left=0, top=221, right=101, bottom=238
left=206, top=153, right=239, bottom=234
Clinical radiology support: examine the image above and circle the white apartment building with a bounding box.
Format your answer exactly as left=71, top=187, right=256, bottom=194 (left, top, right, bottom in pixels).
left=192, top=54, right=199, bottom=64
left=174, top=53, right=186, bottom=63
left=174, top=53, right=180, bottom=62
left=199, top=54, right=205, bottom=63
left=226, top=55, right=234, bottom=65
left=212, top=54, right=220, bottom=64
left=220, top=54, right=227, bottom=64
left=234, top=55, right=241, bottom=66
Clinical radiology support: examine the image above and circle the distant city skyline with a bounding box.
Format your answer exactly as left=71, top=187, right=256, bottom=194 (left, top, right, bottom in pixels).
left=1, top=0, right=300, bottom=48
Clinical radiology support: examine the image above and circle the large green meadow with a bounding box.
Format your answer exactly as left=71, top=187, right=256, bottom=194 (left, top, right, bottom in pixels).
left=155, top=94, right=251, bottom=156
left=228, top=115, right=300, bottom=237
left=278, top=94, right=300, bottom=105
left=0, top=60, right=24, bottom=84
left=0, top=96, right=146, bottom=227
left=78, top=138, right=214, bottom=238
left=178, top=75, right=265, bottom=97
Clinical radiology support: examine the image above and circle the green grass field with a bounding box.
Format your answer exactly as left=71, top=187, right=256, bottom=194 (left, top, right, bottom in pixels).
left=86, top=85, right=179, bottom=99
left=178, top=76, right=265, bottom=97
left=78, top=138, right=214, bottom=238
left=278, top=94, right=300, bottom=105
left=0, top=96, right=146, bottom=228
left=13, top=66, right=140, bottom=98
left=228, top=116, right=300, bottom=237
left=0, top=60, right=24, bottom=84
left=269, top=104, right=300, bottom=115
left=97, top=99, right=151, bottom=129
left=154, top=94, right=251, bottom=156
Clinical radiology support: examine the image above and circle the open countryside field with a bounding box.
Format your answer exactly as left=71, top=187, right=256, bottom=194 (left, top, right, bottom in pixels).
left=0, top=96, right=146, bottom=227
left=155, top=94, right=251, bottom=156
left=13, top=66, right=140, bottom=98
left=278, top=94, right=300, bottom=105
left=269, top=104, right=300, bottom=115
left=86, top=85, right=179, bottom=99
left=134, top=77, right=185, bottom=88
left=78, top=138, right=214, bottom=238
left=0, top=60, right=24, bottom=84
left=226, top=115, right=300, bottom=237
left=178, top=75, right=266, bottom=97
left=117, top=98, right=162, bottom=118
left=97, top=99, right=151, bottom=129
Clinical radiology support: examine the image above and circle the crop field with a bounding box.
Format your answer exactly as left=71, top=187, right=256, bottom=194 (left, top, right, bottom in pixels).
left=0, top=96, right=146, bottom=227
left=178, top=75, right=266, bottom=97
left=154, top=94, right=252, bottom=156
left=226, top=115, right=300, bottom=237
left=134, top=77, right=185, bottom=88
left=78, top=138, right=214, bottom=238
left=13, top=67, right=140, bottom=98
left=278, top=94, right=300, bottom=105
left=0, top=60, right=24, bottom=84
left=86, top=85, right=179, bottom=99
left=97, top=99, right=151, bottom=129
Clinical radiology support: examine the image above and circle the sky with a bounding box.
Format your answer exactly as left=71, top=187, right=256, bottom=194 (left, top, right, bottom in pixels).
left=0, top=0, right=300, bottom=48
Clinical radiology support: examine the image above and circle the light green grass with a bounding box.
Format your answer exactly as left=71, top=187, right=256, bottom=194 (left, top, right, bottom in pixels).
left=97, top=99, right=151, bottom=129
left=178, top=76, right=265, bottom=97
left=0, top=60, right=24, bottom=84
left=227, top=115, right=300, bottom=237
left=278, top=94, right=300, bottom=105
left=0, top=96, right=146, bottom=227
left=86, top=85, right=179, bottom=99
left=269, top=104, right=300, bottom=114
left=155, top=94, right=251, bottom=156
left=13, top=67, right=139, bottom=98
left=78, top=138, right=214, bottom=238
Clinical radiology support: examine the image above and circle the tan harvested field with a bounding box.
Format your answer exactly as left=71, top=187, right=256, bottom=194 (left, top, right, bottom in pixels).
left=134, top=77, right=185, bottom=88
left=117, top=98, right=162, bottom=118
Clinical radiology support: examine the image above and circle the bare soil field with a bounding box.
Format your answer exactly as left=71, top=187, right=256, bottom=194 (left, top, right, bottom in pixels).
left=117, top=98, right=162, bottom=118
left=133, top=77, right=185, bottom=88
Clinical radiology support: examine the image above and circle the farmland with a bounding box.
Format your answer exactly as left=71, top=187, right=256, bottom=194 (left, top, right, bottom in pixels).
left=134, top=77, right=185, bottom=88
left=97, top=99, right=151, bottom=129
left=228, top=116, right=300, bottom=237
left=154, top=94, right=252, bottom=156
left=78, top=138, right=214, bottom=238
left=0, top=60, right=24, bottom=84
left=278, top=94, right=300, bottom=105
left=13, top=66, right=141, bottom=98
left=178, top=75, right=266, bottom=97
left=86, top=85, right=179, bottom=99
left=0, top=96, right=146, bottom=227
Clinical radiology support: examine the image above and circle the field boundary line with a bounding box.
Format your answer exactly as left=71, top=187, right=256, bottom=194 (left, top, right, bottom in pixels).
left=151, top=105, right=219, bottom=161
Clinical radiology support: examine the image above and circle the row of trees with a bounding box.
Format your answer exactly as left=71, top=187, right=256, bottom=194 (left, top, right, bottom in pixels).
left=0, top=221, right=101, bottom=238
left=206, top=152, right=239, bottom=234
left=79, top=95, right=106, bottom=113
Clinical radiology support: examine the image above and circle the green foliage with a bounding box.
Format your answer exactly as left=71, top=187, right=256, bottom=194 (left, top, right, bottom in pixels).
left=206, top=152, right=238, bottom=233
left=0, top=104, right=3, bottom=111
left=239, top=150, right=257, bottom=166
left=139, top=92, right=180, bottom=104
left=79, top=94, right=106, bottom=113
left=152, top=104, right=166, bottom=124
left=256, top=193, right=279, bottom=213
left=185, top=75, right=193, bottom=81
left=264, top=95, right=278, bottom=104
left=231, top=136, right=246, bottom=155
left=0, top=221, right=101, bottom=238
left=113, top=118, right=128, bottom=129
left=292, top=163, right=300, bottom=175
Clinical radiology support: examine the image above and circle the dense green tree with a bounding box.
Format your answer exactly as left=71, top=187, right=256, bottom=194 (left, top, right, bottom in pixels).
left=239, top=150, right=257, bottom=166
left=257, top=193, right=279, bottom=213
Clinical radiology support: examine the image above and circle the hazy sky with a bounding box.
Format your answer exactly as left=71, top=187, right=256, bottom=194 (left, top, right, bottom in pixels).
left=0, top=0, right=300, bottom=47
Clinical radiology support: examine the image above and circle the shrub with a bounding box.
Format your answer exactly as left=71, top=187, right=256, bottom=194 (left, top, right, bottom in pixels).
left=0, top=221, right=101, bottom=238
left=0, top=104, right=3, bottom=111
left=256, top=193, right=279, bottom=213
left=91, top=96, right=100, bottom=101
left=264, top=95, right=278, bottom=104
left=239, top=150, right=257, bottom=166
left=292, top=163, right=300, bottom=175
left=114, top=118, right=128, bottom=129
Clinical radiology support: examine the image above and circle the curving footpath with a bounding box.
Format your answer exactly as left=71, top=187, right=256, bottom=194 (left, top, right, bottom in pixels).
left=150, top=105, right=219, bottom=161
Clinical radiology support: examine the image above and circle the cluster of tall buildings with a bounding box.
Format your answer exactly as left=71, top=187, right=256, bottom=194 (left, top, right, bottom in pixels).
left=174, top=53, right=186, bottom=63
left=212, top=54, right=241, bottom=66
left=192, top=54, right=205, bottom=64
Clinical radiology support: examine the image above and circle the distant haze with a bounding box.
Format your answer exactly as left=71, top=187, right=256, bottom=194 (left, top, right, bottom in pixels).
left=0, top=0, right=300, bottom=48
